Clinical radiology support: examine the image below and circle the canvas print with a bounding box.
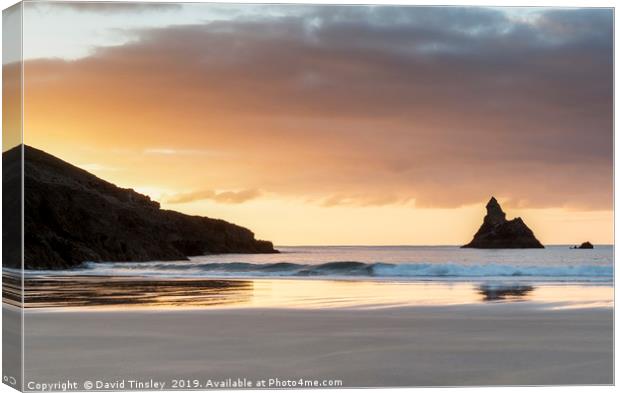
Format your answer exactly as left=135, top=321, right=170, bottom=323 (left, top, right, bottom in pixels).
left=2, top=1, right=614, bottom=391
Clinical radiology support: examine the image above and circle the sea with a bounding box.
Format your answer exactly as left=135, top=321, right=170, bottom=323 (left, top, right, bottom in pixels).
left=6, top=245, right=612, bottom=309
left=25, top=245, right=613, bottom=283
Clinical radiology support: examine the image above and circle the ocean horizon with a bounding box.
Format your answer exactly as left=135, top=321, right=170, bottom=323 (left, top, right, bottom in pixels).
left=9, top=245, right=613, bottom=284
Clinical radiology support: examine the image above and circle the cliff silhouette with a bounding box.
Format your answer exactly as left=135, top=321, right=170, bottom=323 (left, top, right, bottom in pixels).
left=3, top=145, right=277, bottom=269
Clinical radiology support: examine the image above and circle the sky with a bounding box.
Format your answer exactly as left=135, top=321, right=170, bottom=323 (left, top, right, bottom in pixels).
left=14, top=2, right=614, bottom=245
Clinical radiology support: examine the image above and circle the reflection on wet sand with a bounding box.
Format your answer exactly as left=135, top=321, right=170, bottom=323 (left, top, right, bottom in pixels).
left=3, top=270, right=613, bottom=310
left=477, top=284, right=535, bottom=302
left=2, top=271, right=22, bottom=307
left=3, top=271, right=253, bottom=308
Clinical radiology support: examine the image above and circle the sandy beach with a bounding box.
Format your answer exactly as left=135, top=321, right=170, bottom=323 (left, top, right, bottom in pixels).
left=19, top=302, right=612, bottom=388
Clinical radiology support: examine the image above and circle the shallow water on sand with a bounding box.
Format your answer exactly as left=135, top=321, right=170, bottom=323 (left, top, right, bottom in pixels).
left=5, top=273, right=612, bottom=310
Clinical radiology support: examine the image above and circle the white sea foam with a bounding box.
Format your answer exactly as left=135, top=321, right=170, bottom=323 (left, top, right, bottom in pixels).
left=10, top=261, right=611, bottom=283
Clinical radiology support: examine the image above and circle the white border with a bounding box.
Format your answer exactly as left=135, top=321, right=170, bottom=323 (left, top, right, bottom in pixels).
left=0, top=1, right=616, bottom=393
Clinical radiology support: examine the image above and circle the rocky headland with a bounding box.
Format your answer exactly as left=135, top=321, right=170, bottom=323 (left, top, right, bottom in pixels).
left=3, top=145, right=277, bottom=270
left=462, top=197, right=544, bottom=249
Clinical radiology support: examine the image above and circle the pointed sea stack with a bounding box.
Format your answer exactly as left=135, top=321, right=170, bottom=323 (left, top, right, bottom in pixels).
left=462, top=197, right=544, bottom=249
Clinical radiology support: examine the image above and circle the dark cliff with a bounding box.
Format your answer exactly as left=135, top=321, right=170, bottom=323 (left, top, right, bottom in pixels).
left=4, top=145, right=277, bottom=269
left=462, top=197, right=544, bottom=249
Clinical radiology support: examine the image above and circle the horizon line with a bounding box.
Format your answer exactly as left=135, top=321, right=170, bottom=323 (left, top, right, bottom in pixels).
left=272, top=243, right=614, bottom=248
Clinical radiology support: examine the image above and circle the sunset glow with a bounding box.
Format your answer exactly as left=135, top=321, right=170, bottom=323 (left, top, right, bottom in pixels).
left=17, top=3, right=613, bottom=245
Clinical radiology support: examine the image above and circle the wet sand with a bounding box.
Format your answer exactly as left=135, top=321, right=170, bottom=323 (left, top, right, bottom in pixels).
left=18, top=303, right=613, bottom=388
left=4, top=272, right=614, bottom=309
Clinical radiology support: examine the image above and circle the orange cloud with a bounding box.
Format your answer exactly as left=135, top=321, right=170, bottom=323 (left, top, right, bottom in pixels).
left=320, top=194, right=413, bottom=208
left=21, top=7, right=612, bottom=213
left=165, top=189, right=261, bottom=204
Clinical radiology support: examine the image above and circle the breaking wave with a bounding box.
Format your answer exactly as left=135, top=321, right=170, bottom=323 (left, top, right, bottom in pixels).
left=28, top=260, right=611, bottom=282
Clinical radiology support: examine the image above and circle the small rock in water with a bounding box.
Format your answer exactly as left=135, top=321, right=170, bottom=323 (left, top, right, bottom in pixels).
left=574, top=241, right=594, bottom=249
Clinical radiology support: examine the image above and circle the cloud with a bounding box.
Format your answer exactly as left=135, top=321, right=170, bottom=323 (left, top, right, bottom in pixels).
left=320, top=194, right=413, bottom=208
left=76, top=163, right=119, bottom=172
left=23, top=6, right=612, bottom=211
left=144, top=148, right=178, bottom=155
left=143, top=148, right=225, bottom=156
left=44, top=2, right=182, bottom=13
left=165, top=189, right=261, bottom=204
